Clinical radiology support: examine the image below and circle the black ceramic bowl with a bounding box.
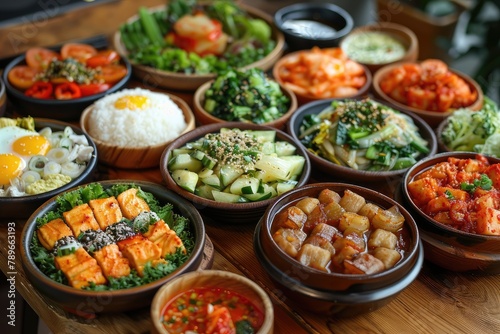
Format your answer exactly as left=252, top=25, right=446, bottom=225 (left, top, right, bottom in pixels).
left=0, top=77, right=6, bottom=116
left=274, top=2, right=354, bottom=51
left=0, top=118, right=98, bottom=219
left=2, top=52, right=131, bottom=121
left=286, top=98, right=437, bottom=184
left=20, top=180, right=206, bottom=314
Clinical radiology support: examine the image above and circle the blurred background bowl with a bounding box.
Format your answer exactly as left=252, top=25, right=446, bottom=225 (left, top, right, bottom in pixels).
left=340, top=22, right=419, bottom=75
left=80, top=93, right=195, bottom=169
left=372, top=61, right=484, bottom=128
left=287, top=98, right=437, bottom=184
left=193, top=78, right=297, bottom=130
left=274, top=2, right=354, bottom=51
left=113, top=4, right=284, bottom=91
left=20, top=180, right=207, bottom=313
left=2, top=52, right=131, bottom=121
left=1, top=118, right=98, bottom=219
left=151, top=270, right=274, bottom=334
left=0, top=78, right=6, bottom=116
left=272, top=49, right=371, bottom=105
left=254, top=182, right=423, bottom=316
left=400, top=152, right=500, bottom=273
left=161, top=122, right=311, bottom=225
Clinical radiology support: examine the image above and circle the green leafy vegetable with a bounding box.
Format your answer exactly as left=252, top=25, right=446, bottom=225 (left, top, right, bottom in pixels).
left=460, top=174, right=493, bottom=193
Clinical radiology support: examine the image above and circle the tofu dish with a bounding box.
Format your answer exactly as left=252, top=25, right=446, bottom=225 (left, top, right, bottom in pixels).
left=31, top=183, right=195, bottom=290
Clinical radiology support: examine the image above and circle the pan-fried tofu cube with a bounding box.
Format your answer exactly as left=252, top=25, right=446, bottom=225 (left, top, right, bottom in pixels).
left=116, top=234, right=144, bottom=251
left=154, top=230, right=186, bottom=258
left=368, top=228, right=398, bottom=250
left=344, top=253, right=385, bottom=275
left=272, top=228, right=307, bottom=257
left=117, top=188, right=150, bottom=220
left=121, top=238, right=163, bottom=276
left=93, top=244, right=131, bottom=278
left=143, top=219, right=170, bottom=242
left=37, top=218, right=73, bottom=250
left=296, top=243, right=331, bottom=271
left=88, top=196, right=123, bottom=230
left=54, top=247, right=106, bottom=289
left=63, top=203, right=99, bottom=237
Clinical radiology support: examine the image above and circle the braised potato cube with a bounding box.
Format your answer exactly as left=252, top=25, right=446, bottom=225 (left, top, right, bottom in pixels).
left=63, top=203, right=100, bottom=237
left=331, top=245, right=359, bottom=268
left=339, top=212, right=370, bottom=232
left=324, top=201, right=345, bottom=226
left=368, top=228, right=398, bottom=249
left=304, top=235, right=335, bottom=256
left=371, top=206, right=405, bottom=232
left=295, top=197, right=320, bottom=215
left=117, top=188, right=150, bottom=220
left=272, top=228, right=307, bottom=257
left=339, top=189, right=366, bottom=213
left=311, top=223, right=339, bottom=241
left=37, top=218, right=73, bottom=250
left=89, top=196, right=123, bottom=230
left=476, top=194, right=500, bottom=235
left=296, top=244, right=331, bottom=271
left=407, top=177, right=438, bottom=207
left=344, top=228, right=366, bottom=251
left=344, top=253, right=385, bottom=275
left=438, top=186, right=469, bottom=201
left=358, top=203, right=381, bottom=220
left=426, top=196, right=451, bottom=214
left=485, top=164, right=500, bottom=188
left=303, top=204, right=327, bottom=233
left=274, top=206, right=307, bottom=230
left=373, top=247, right=401, bottom=269
left=318, top=189, right=341, bottom=204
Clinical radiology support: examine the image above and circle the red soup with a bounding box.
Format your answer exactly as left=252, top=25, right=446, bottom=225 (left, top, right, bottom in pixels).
left=162, top=287, right=265, bottom=334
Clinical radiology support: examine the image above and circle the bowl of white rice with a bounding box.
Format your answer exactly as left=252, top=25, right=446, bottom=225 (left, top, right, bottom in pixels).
left=80, top=88, right=195, bottom=169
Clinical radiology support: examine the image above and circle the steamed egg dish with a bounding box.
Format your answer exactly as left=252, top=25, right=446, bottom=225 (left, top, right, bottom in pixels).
left=0, top=118, right=95, bottom=197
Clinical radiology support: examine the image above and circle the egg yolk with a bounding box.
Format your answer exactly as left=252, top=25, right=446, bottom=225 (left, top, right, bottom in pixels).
left=0, top=154, right=25, bottom=185
left=12, top=135, right=50, bottom=156
left=114, top=95, right=151, bottom=110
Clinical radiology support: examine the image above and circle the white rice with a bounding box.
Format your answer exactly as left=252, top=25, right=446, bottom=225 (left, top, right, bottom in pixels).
left=87, top=88, right=187, bottom=147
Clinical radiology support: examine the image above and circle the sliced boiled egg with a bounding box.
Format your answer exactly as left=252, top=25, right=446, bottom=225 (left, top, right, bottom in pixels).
left=0, top=153, right=25, bottom=185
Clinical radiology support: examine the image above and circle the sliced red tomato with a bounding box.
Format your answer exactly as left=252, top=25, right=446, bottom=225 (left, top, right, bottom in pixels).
left=7, top=65, right=40, bottom=90
left=94, top=64, right=128, bottom=83
left=79, top=83, right=110, bottom=97
left=25, top=47, right=59, bottom=70
left=54, top=82, right=81, bottom=100
left=60, top=43, right=98, bottom=63
left=24, top=82, right=54, bottom=99
left=85, top=50, right=120, bottom=68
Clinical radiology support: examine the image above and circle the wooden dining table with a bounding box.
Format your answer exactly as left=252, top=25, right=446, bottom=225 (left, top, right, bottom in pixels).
left=0, top=1, right=499, bottom=333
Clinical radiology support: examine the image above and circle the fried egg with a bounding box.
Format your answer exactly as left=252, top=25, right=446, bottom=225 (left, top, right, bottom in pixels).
left=0, top=126, right=51, bottom=185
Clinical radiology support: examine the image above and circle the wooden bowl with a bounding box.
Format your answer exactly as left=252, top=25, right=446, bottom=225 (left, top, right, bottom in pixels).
left=193, top=79, right=297, bottom=130
left=272, top=49, right=372, bottom=105
left=254, top=182, right=423, bottom=316
left=286, top=98, right=437, bottom=184
left=2, top=50, right=131, bottom=121
left=113, top=4, right=285, bottom=91
left=400, top=152, right=500, bottom=273
left=0, top=77, right=6, bottom=116
left=340, top=22, right=419, bottom=74
left=372, top=61, right=484, bottom=128
left=151, top=270, right=274, bottom=334
left=160, top=122, right=311, bottom=225
left=20, top=180, right=207, bottom=314
left=1, top=118, right=98, bottom=219
left=80, top=93, right=195, bottom=169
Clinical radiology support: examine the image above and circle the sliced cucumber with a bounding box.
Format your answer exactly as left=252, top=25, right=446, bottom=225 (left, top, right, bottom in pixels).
left=275, top=141, right=297, bottom=156
left=276, top=180, right=298, bottom=195
left=280, top=155, right=306, bottom=177
left=172, top=169, right=199, bottom=193
left=195, top=184, right=216, bottom=200
left=201, top=173, right=221, bottom=189
left=220, top=165, right=243, bottom=187
left=168, top=153, right=203, bottom=172
left=172, top=148, right=193, bottom=157
left=261, top=142, right=275, bottom=155
left=243, top=191, right=273, bottom=201
left=249, top=130, right=276, bottom=142
left=190, top=150, right=206, bottom=161
left=202, top=155, right=216, bottom=169
left=254, top=155, right=292, bottom=181
left=198, top=168, right=213, bottom=179
left=230, top=176, right=260, bottom=195
left=212, top=190, right=248, bottom=203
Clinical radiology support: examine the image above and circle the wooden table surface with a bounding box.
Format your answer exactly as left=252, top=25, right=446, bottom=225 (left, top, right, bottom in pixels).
left=1, top=1, right=499, bottom=333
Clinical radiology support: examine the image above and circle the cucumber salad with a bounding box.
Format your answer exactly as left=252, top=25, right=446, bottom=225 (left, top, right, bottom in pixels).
left=168, top=128, right=305, bottom=203
left=298, top=99, right=430, bottom=171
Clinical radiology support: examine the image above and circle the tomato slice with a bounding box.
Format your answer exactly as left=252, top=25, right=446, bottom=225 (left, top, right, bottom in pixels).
left=60, top=43, right=98, bottom=63
left=7, top=65, right=40, bottom=90
left=54, top=82, right=82, bottom=100
left=24, top=82, right=54, bottom=99
left=79, top=83, right=110, bottom=97
left=86, top=50, right=120, bottom=68
left=25, top=47, right=59, bottom=70
left=94, top=64, right=128, bottom=83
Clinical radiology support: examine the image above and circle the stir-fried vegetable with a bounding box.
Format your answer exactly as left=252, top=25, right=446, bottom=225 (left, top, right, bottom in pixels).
left=203, top=68, right=290, bottom=124
left=299, top=99, right=430, bottom=171
left=440, top=97, right=500, bottom=156
left=119, top=0, right=275, bottom=75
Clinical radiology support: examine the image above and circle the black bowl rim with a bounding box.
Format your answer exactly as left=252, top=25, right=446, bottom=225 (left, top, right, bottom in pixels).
left=402, top=151, right=500, bottom=240
left=0, top=117, right=98, bottom=202
left=286, top=97, right=438, bottom=179
left=254, top=221, right=424, bottom=302
left=258, top=182, right=421, bottom=284
left=19, top=180, right=206, bottom=299
left=160, top=121, right=311, bottom=210
left=274, top=2, right=354, bottom=41
left=2, top=50, right=132, bottom=107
